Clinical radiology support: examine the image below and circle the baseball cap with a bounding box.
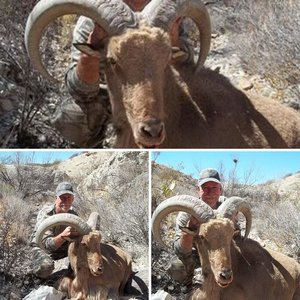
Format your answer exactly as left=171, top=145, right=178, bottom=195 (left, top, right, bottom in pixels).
left=56, top=182, right=74, bottom=197
left=198, top=168, right=221, bottom=186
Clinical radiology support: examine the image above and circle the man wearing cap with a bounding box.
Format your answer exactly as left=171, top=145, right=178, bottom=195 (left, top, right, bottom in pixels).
left=30, top=182, right=79, bottom=279
left=170, top=168, right=226, bottom=290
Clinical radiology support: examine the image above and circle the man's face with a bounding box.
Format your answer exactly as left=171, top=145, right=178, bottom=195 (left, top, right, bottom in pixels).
left=197, top=181, right=222, bottom=209
left=55, top=193, right=74, bottom=213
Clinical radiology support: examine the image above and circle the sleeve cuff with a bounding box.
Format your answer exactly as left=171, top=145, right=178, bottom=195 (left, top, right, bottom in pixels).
left=67, top=65, right=100, bottom=94
left=45, top=237, right=58, bottom=251
left=173, top=239, right=193, bottom=257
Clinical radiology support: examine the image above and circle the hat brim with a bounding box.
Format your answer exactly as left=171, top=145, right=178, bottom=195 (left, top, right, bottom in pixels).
left=56, top=191, right=75, bottom=197
left=198, top=178, right=221, bottom=187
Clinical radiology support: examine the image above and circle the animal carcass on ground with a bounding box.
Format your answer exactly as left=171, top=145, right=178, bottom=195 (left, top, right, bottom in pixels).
left=35, top=212, right=133, bottom=299
left=25, top=0, right=300, bottom=148
left=152, top=196, right=300, bottom=300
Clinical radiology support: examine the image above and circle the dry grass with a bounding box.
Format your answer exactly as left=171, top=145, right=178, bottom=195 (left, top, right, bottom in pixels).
left=75, top=174, right=149, bottom=247
left=255, top=198, right=300, bottom=260
left=233, top=184, right=300, bottom=261
left=209, top=0, right=300, bottom=105
left=0, top=0, right=64, bottom=147
left=0, top=194, right=32, bottom=273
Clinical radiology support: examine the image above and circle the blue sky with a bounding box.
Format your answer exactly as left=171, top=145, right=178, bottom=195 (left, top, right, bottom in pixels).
left=0, top=150, right=83, bottom=164
left=152, top=150, right=300, bottom=184
left=1, top=150, right=299, bottom=184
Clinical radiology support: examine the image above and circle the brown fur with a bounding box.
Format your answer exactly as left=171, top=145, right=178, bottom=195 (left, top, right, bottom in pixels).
left=59, top=230, right=132, bottom=300
left=103, top=25, right=300, bottom=148
left=188, top=218, right=300, bottom=300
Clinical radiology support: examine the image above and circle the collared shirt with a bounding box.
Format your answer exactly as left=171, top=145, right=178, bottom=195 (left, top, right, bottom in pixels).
left=31, top=204, right=78, bottom=253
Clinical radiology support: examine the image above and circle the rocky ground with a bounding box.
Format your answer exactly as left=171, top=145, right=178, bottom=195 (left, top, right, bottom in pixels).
left=152, top=245, right=187, bottom=300
left=0, top=248, right=43, bottom=299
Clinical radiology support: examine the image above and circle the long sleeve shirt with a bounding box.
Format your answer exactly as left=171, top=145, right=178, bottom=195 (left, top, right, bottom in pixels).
left=31, top=204, right=78, bottom=254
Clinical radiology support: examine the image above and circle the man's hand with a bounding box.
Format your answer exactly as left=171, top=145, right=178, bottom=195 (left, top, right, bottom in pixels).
left=169, top=18, right=190, bottom=64
left=76, top=23, right=107, bottom=84
left=53, top=226, right=79, bottom=248
left=60, top=226, right=80, bottom=240
left=88, top=23, right=107, bottom=46
left=179, top=216, right=200, bottom=252
left=187, top=216, right=200, bottom=231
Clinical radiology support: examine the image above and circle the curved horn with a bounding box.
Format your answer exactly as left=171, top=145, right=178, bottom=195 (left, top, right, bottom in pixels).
left=152, top=195, right=215, bottom=249
left=34, top=213, right=92, bottom=250
left=217, top=197, right=252, bottom=239
left=86, top=211, right=101, bottom=230
left=141, top=0, right=211, bottom=66
left=25, top=0, right=138, bottom=81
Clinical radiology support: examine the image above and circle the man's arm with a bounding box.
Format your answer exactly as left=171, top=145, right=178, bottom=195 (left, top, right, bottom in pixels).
left=31, top=207, right=79, bottom=252
left=64, top=17, right=110, bottom=139
left=31, top=206, right=57, bottom=251
left=65, top=17, right=103, bottom=102
left=173, top=212, right=197, bottom=257
left=52, top=226, right=79, bottom=248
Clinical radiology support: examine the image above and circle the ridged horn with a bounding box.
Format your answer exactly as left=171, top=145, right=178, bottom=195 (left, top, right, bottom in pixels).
left=217, top=197, right=252, bottom=239
left=86, top=211, right=101, bottom=230
left=151, top=195, right=215, bottom=249
left=25, top=0, right=138, bottom=81
left=34, top=213, right=92, bottom=250
left=141, top=0, right=211, bottom=66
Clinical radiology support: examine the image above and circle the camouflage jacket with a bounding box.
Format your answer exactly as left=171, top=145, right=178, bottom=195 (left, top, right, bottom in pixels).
left=31, top=204, right=78, bottom=254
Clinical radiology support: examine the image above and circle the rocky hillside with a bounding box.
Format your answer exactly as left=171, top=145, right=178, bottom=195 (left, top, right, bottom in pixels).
left=152, top=162, right=300, bottom=299
left=0, top=151, right=149, bottom=299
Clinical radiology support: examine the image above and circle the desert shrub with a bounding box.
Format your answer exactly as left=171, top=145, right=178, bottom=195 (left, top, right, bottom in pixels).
left=73, top=153, right=149, bottom=247
left=256, top=199, right=300, bottom=261
left=0, top=195, right=31, bottom=274
left=0, top=0, right=73, bottom=147
left=152, top=163, right=184, bottom=213
left=96, top=178, right=148, bottom=246
left=210, top=0, right=300, bottom=105
left=0, top=0, right=49, bottom=142
left=0, top=153, right=54, bottom=200
left=77, top=172, right=149, bottom=248
left=74, top=194, right=148, bottom=265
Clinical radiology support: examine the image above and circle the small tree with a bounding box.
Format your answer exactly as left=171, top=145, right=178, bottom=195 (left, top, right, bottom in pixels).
left=0, top=152, right=54, bottom=200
